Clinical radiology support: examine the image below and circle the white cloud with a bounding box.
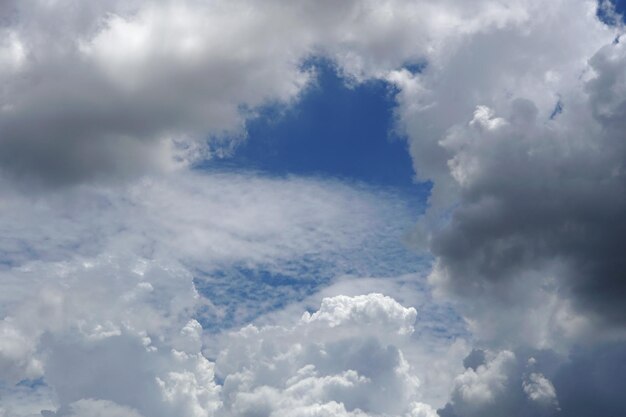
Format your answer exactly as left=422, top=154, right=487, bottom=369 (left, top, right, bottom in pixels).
left=1, top=289, right=448, bottom=417
left=301, top=293, right=417, bottom=336
left=215, top=293, right=424, bottom=417
left=446, top=350, right=561, bottom=417
left=451, top=350, right=517, bottom=413
left=244, top=274, right=470, bottom=408
left=523, top=373, right=559, bottom=408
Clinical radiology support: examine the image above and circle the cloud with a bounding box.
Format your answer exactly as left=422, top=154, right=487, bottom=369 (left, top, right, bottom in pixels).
left=300, top=294, right=417, bottom=335
left=440, top=350, right=561, bottom=417
left=551, top=341, right=626, bottom=417
left=2, top=0, right=626, bottom=416
left=52, top=399, right=145, bottom=417
left=0, top=0, right=571, bottom=186
left=0, top=171, right=426, bottom=415
left=523, top=372, right=558, bottom=408
left=1, top=270, right=441, bottom=417
left=384, top=0, right=626, bottom=349
left=214, top=293, right=432, bottom=417
left=0, top=0, right=311, bottom=185
left=245, top=273, right=470, bottom=408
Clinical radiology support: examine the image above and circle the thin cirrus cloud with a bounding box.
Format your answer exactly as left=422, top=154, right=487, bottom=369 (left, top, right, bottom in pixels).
left=1, top=1, right=626, bottom=417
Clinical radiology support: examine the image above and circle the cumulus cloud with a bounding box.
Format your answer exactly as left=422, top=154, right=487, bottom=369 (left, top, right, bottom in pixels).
left=214, top=293, right=429, bottom=417
left=0, top=0, right=585, bottom=186
left=0, top=0, right=308, bottom=184
left=523, top=372, right=558, bottom=408
left=1, top=274, right=441, bottom=417
left=383, top=0, right=626, bottom=349
left=246, top=273, right=470, bottom=408
left=440, top=349, right=563, bottom=417
left=48, top=399, right=145, bottom=417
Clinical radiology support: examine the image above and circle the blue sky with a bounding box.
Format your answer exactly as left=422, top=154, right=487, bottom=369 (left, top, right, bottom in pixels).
left=194, top=59, right=434, bottom=329
left=214, top=59, right=426, bottom=191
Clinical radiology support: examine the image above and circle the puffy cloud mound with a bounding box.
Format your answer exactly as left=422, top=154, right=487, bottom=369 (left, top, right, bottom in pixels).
left=1, top=283, right=436, bottom=417
left=215, top=293, right=431, bottom=417
left=0, top=254, right=221, bottom=417
left=385, top=0, right=626, bottom=348
left=523, top=373, right=558, bottom=408
left=441, top=350, right=561, bottom=417
left=301, top=293, right=417, bottom=335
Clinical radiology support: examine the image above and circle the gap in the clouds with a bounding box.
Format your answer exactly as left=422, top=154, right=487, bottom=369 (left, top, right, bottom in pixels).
left=192, top=58, right=434, bottom=332
left=203, top=58, right=425, bottom=193
left=550, top=100, right=563, bottom=120
left=194, top=246, right=432, bottom=332
left=597, top=0, right=626, bottom=24
left=183, top=168, right=431, bottom=332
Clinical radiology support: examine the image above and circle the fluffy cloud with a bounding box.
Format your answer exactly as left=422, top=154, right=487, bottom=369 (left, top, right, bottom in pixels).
left=0, top=0, right=582, bottom=186
left=0, top=0, right=308, bottom=185
left=214, top=293, right=431, bottom=417
left=384, top=0, right=626, bottom=350
left=1, top=274, right=442, bottom=417
left=301, top=294, right=417, bottom=335
left=440, top=350, right=561, bottom=417
left=523, top=372, right=558, bottom=408
left=248, top=274, right=470, bottom=409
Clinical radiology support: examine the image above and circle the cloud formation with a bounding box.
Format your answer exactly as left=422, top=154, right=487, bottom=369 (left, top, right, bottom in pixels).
left=0, top=0, right=579, bottom=186
left=1, top=0, right=626, bottom=416
left=215, top=293, right=430, bottom=417
left=385, top=0, right=626, bottom=348
left=0, top=171, right=424, bottom=415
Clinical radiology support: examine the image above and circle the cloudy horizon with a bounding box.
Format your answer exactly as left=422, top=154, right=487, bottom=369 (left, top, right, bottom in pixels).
left=1, top=1, right=625, bottom=416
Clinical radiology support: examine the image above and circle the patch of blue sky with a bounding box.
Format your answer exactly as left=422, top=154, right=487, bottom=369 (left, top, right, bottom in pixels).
left=193, top=205, right=432, bottom=331
left=15, top=378, right=46, bottom=389
left=550, top=99, right=564, bottom=120
left=204, top=58, right=429, bottom=193
left=194, top=58, right=434, bottom=331
left=598, top=0, right=626, bottom=25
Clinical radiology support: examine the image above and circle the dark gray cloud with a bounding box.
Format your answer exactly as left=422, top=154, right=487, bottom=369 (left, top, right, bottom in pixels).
left=552, top=341, right=626, bottom=417
left=0, top=0, right=312, bottom=185
left=426, top=40, right=626, bottom=334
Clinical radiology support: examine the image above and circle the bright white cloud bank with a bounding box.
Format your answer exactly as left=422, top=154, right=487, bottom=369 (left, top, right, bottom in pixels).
left=1, top=0, right=626, bottom=416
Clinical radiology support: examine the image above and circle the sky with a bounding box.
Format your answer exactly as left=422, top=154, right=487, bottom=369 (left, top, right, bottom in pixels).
left=0, top=1, right=625, bottom=417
